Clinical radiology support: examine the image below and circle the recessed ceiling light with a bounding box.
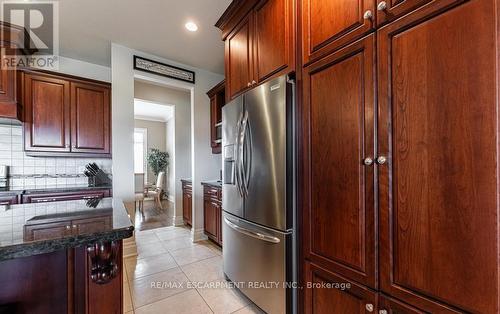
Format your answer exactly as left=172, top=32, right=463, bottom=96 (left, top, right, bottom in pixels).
left=185, top=22, right=198, bottom=32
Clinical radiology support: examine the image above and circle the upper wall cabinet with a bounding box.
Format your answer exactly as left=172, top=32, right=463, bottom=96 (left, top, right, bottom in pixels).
left=206, top=80, right=225, bottom=154
left=375, top=0, right=460, bottom=26
left=254, top=0, right=294, bottom=82
left=225, top=15, right=254, bottom=100
left=301, top=0, right=375, bottom=66
left=0, top=22, right=33, bottom=120
left=217, top=0, right=295, bottom=101
left=23, top=70, right=111, bottom=158
left=23, top=73, right=71, bottom=153
left=70, top=82, right=110, bottom=154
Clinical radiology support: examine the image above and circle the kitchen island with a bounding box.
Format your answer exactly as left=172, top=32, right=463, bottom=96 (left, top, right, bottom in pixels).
left=0, top=197, right=133, bottom=314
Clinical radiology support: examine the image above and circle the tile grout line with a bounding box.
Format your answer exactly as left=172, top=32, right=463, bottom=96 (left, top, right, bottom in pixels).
left=177, top=258, right=215, bottom=314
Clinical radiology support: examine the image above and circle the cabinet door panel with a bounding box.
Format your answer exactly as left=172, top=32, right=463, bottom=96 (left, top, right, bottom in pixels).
left=24, top=74, right=70, bottom=152
left=378, top=0, right=499, bottom=312
left=302, top=0, right=374, bottom=65
left=204, top=198, right=218, bottom=240
left=378, top=295, right=429, bottom=314
left=254, top=0, right=294, bottom=82
left=304, top=262, right=377, bottom=314
left=226, top=15, right=253, bottom=100
left=376, top=0, right=462, bottom=26
left=0, top=48, right=19, bottom=119
left=70, top=82, right=110, bottom=154
left=303, top=35, right=376, bottom=288
left=24, top=221, right=73, bottom=241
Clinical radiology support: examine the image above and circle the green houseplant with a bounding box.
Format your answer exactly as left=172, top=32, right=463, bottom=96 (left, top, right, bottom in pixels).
left=147, top=148, right=169, bottom=182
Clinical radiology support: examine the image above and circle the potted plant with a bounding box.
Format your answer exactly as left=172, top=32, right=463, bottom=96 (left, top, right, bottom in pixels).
left=147, top=148, right=169, bottom=184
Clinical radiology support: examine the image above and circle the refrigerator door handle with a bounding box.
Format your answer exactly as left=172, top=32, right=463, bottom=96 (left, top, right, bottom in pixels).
left=240, top=110, right=249, bottom=197
left=224, top=217, right=281, bottom=244
left=235, top=111, right=244, bottom=197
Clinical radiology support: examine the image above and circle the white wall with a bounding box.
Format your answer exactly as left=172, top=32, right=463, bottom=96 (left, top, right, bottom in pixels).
left=111, top=44, right=135, bottom=202
left=165, top=118, right=175, bottom=202
left=111, top=44, right=223, bottom=240
left=33, top=55, right=111, bottom=82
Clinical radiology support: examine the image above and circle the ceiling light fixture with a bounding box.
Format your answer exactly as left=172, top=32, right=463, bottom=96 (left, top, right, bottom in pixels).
left=185, top=22, right=198, bottom=32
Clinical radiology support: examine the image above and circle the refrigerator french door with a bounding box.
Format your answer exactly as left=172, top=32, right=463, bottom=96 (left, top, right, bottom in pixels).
left=222, top=75, right=295, bottom=314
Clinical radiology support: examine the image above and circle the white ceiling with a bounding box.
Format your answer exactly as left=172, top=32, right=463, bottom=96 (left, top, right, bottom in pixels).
left=58, top=0, right=231, bottom=74
left=134, top=98, right=173, bottom=122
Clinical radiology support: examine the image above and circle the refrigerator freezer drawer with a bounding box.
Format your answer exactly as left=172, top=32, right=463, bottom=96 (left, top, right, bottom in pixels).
left=223, top=212, right=291, bottom=314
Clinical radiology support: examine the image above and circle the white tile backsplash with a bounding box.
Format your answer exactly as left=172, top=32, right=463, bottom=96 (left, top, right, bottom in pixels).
left=0, top=124, right=112, bottom=189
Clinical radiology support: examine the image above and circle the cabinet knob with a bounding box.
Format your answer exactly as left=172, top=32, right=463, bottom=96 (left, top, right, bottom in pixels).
left=379, top=310, right=388, bottom=314
left=365, top=303, right=374, bottom=312
left=252, top=80, right=256, bottom=85
left=66, top=225, right=71, bottom=230
left=377, top=1, right=387, bottom=11
left=72, top=224, right=77, bottom=229
left=363, top=10, right=373, bottom=20
left=377, top=156, right=387, bottom=165
left=247, top=82, right=251, bottom=87
left=363, top=157, right=374, bottom=166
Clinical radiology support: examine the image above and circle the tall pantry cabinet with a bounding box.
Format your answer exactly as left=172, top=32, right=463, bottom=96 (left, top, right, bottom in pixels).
left=300, top=0, right=500, bottom=313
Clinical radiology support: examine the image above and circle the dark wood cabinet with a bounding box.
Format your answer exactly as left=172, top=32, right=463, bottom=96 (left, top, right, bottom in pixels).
left=0, top=48, right=21, bottom=120
left=23, top=73, right=71, bottom=153
left=22, top=189, right=111, bottom=204
left=302, top=34, right=376, bottom=288
left=182, top=180, right=192, bottom=226
left=206, top=80, right=225, bottom=154
left=254, top=0, right=294, bottom=82
left=304, top=262, right=377, bottom=314
left=297, top=0, right=500, bottom=312
left=24, top=221, right=74, bottom=241
left=225, top=15, right=254, bottom=100
left=70, top=81, right=110, bottom=154
left=301, top=0, right=375, bottom=66
left=375, top=0, right=461, bottom=26
left=217, top=0, right=294, bottom=101
left=24, top=214, right=112, bottom=241
left=0, top=22, right=30, bottom=120
left=203, top=199, right=218, bottom=240
left=0, top=242, right=123, bottom=314
left=202, top=184, right=222, bottom=246
left=22, top=70, right=111, bottom=157
left=378, top=295, right=428, bottom=314
left=377, top=0, right=499, bottom=312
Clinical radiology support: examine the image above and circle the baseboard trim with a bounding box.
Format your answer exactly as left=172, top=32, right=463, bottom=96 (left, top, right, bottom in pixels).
left=172, top=216, right=185, bottom=226
left=192, top=228, right=208, bottom=242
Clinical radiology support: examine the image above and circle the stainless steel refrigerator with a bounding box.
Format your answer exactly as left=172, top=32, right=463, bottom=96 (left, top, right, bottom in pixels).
left=222, top=75, right=296, bottom=314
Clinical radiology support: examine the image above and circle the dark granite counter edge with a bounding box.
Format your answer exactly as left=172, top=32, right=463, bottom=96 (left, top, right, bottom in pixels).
left=0, top=226, right=134, bottom=262
left=201, top=181, right=222, bottom=188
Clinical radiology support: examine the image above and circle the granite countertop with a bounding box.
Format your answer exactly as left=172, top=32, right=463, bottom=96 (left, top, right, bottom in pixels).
left=201, top=180, right=222, bottom=188
left=0, top=197, right=133, bottom=261
left=0, top=185, right=113, bottom=195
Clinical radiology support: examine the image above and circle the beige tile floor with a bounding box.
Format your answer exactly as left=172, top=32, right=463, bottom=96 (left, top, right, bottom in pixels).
left=123, top=225, right=265, bottom=314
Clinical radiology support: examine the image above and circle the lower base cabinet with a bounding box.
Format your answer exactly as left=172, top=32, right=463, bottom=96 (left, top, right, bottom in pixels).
left=181, top=180, right=192, bottom=226
left=305, top=262, right=429, bottom=314
left=304, top=262, right=377, bottom=314
left=202, top=184, right=222, bottom=246
left=0, top=240, right=123, bottom=314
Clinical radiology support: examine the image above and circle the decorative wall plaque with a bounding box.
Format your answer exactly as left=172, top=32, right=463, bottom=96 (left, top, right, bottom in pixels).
left=134, top=55, right=195, bottom=84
